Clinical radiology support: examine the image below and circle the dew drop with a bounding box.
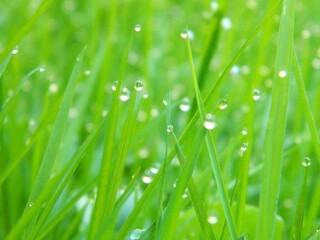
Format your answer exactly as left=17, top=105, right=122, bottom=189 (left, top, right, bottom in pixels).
left=28, top=202, right=34, bottom=207
left=240, top=142, right=249, bottom=152
left=221, top=17, right=232, bottom=30
left=143, top=92, right=149, bottom=99
left=182, top=190, right=188, bottom=199
left=252, top=89, right=260, bottom=101
left=134, top=24, right=141, bottom=32
left=39, top=66, right=45, bottom=72
left=207, top=215, right=218, bottom=225
left=210, top=1, right=219, bottom=11
left=85, top=70, right=91, bottom=75
left=180, top=30, right=188, bottom=39
left=49, top=83, right=59, bottom=93
left=12, top=46, right=19, bottom=55
left=129, top=229, right=145, bottom=239
left=134, top=80, right=143, bottom=91
left=163, top=99, right=168, bottom=106
left=230, top=65, right=240, bottom=75
left=302, top=157, right=311, bottom=167
left=241, top=128, right=248, bottom=136
left=167, top=125, right=174, bottom=133
left=179, top=97, right=191, bottom=112
left=120, top=87, right=130, bottom=101
left=203, top=113, right=216, bottom=130
left=218, top=98, right=228, bottom=110
left=278, top=70, right=287, bottom=78
left=142, top=175, right=152, bottom=184
left=111, top=81, right=118, bottom=91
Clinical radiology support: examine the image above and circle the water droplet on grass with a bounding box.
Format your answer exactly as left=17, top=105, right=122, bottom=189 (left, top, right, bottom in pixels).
left=130, top=229, right=145, bottom=239
left=302, top=157, right=311, bottom=167
left=278, top=70, right=287, bottom=78
left=120, top=88, right=130, bottom=101
left=210, top=1, right=219, bottom=11
left=28, top=202, right=34, bottom=207
left=39, top=66, right=45, bottom=72
left=134, top=24, right=141, bottom=32
left=134, top=80, right=143, bottom=91
left=179, top=97, right=191, bottom=112
left=241, top=128, right=248, bottom=135
left=207, top=215, right=218, bottom=224
left=221, top=17, right=232, bottom=30
left=167, top=125, right=173, bottom=133
left=252, top=89, right=260, bottom=101
left=240, top=142, right=249, bottom=152
left=218, top=98, right=228, bottom=109
left=180, top=30, right=188, bottom=39
left=111, top=81, right=118, bottom=91
left=12, top=46, right=19, bottom=55
left=49, top=83, right=59, bottom=93
left=203, top=113, right=216, bottom=130
left=142, top=175, right=152, bottom=184
left=85, top=69, right=91, bottom=75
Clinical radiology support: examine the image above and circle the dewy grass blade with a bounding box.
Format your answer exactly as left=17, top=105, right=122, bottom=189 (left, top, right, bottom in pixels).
left=185, top=35, right=238, bottom=239
left=255, top=0, right=295, bottom=239
left=22, top=48, right=86, bottom=234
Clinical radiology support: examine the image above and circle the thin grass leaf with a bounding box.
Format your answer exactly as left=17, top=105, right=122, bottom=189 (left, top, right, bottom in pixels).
left=89, top=33, right=134, bottom=238
left=0, top=54, right=11, bottom=80
left=0, top=0, right=55, bottom=63
left=291, top=161, right=309, bottom=240
left=255, top=0, right=296, bottom=239
left=185, top=35, right=238, bottom=239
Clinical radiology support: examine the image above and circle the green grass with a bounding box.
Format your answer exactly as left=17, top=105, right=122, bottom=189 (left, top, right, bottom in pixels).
left=1, top=0, right=320, bottom=239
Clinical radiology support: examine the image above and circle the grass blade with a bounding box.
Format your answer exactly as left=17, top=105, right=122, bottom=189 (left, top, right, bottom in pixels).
left=185, top=34, right=238, bottom=239
left=255, top=0, right=296, bottom=239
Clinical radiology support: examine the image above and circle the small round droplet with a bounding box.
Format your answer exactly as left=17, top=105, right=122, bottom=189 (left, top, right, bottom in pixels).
left=302, top=157, right=311, bottom=167
left=134, top=24, right=141, bottom=32
left=130, top=229, right=145, bottom=239
left=180, top=30, right=188, bottom=39
left=120, top=88, right=130, bottom=102
left=39, top=66, right=45, bottom=72
left=218, top=98, right=228, bottom=110
left=240, top=142, right=249, bottom=152
left=85, top=70, right=91, bottom=75
left=12, top=46, right=19, bottom=55
left=134, top=80, right=143, bottom=91
left=111, top=81, right=118, bottom=91
left=163, top=99, right=168, bottom=106
left=28, top=202, right=34, bottom=207
left=252, top=89, right=261, bottom=101
left=179, top=97, right=191, bottom=112
left=167, top=125, right=174, bottom=133
left=221, top=17, right=232, bottom=30
left=203, top=113, right=216, bottom=130
left=241, top=128, right=248, bottom=136
left=143, top=92, right=149, bottom=99
left=207, top=215, right=218, bottom=225
left=278, top=70, right=287, bottom=78
left=142, top=175, right=152, bottom=184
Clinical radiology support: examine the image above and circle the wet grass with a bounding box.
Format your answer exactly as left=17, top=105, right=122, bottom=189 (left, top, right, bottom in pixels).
left=1, top=0, right=320, bottom=239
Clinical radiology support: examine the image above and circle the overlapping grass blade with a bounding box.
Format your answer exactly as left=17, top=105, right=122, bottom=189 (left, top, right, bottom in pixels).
left=89, top=34, right=133, bottom=238
left=0, top=0, right=55, bottom=62
left=185, top=35, right=238, bottom=239
left=255, top=0, right=296, bottom=239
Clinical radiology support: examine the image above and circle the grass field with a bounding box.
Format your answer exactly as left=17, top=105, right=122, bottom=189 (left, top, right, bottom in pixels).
left=1, top=0, right=320, bottom=239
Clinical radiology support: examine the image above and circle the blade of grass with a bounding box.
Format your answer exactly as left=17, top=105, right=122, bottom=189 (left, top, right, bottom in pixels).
left=255, top=0, right=296, bottom=238
left=0, top=0, right=55, bottom=63
left=185, top=34, right=238, bottom=239
left=291, top=160, right=309, bottom=240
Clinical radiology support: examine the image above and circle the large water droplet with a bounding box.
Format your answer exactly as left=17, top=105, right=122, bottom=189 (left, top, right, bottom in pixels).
left=179, top=97, right=191, bottom=112
left=302, top=157, right=311, bottom=167
left=278, top=70, right=287, bottom=78
left=252, top=89, right=261, bottom=101
left=134, top=24, right=141, bottom=32
left=12, top=46, right=19, bottom=55
left=203, top=113, right=216, bottom=130
left=218, top=98, right=228, bottom=110
left=120, top=87, right=130, bottom=101
left=167, top=125, right=174, bottom=133
left=134, top=80, right=143, bottom=91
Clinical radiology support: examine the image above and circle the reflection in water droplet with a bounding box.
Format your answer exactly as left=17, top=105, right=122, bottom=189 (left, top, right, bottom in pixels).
left=167, top=125, right=174, bottom=133
left=240, top=142, right=249, bottom=152
left=278, top=70, right=287, bottom=78
left=134, top=24, right=141, bottom=32
left=203, top=113, right=216, bottom=130
left=252, top=89, right=260, bottom=101
left=302, top=157, right=311, bottom=167
left=120, top=88, right=130, bottom=101
left=218, top=98, right=228, bottom=110
left=12, top=46, right=19, bottom=55
left=111, top=81, right=118, bottom=91
left=179, top=97, right=191, bottom=112
left=207, top=215, right=218, bottom=224
left=134, top=80, right=143, bottom=91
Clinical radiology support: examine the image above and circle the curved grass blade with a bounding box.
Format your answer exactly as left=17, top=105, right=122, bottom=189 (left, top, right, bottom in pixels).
left=185, top=34, right=238, bottom=239
left=255, top=0, right=296, bottom=238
